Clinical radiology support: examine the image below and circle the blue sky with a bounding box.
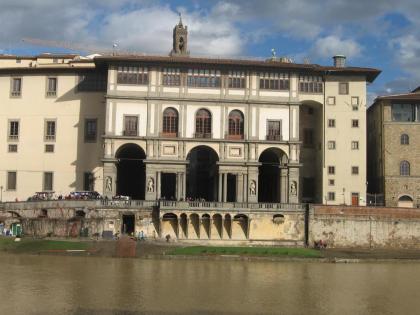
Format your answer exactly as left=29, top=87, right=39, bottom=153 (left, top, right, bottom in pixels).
left=1, top=0, right=420, bottom=103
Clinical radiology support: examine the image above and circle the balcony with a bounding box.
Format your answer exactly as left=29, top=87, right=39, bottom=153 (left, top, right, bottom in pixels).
left=266, top=134, right=282, bottom=141
left=194, top=132, right=212, bottom=139
left=8, top=135, right=19, bottom=141
left=225, top=134, right=244, bottom=140
left=44, top=135, right=56, bottom=141
left=159, top=132, right=178, bottom=138
left=123, top=129, right=138, bottom=136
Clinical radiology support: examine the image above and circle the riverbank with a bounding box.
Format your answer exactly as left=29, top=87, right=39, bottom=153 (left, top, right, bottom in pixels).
left=1, top=236, right=420, bottom=262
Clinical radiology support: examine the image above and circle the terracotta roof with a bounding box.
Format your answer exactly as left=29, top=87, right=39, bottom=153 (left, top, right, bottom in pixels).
left=94, top=54, right=381, bottom=82
left=375, top=93, right=420, bottom=101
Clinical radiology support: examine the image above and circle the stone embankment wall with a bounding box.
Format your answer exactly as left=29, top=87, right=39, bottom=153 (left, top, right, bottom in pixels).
left=310, top=206, right=420, bottom=249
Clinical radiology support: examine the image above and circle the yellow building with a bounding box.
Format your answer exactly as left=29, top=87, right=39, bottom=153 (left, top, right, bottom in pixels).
left=1, top=21, right=380, bottom=206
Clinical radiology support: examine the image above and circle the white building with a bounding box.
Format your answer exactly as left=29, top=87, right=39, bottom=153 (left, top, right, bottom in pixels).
left=1, top=20, right=380, bottom=206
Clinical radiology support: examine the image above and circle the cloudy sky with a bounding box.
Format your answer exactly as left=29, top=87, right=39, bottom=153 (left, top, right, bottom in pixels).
left=2, top=0, right=420, bottom=102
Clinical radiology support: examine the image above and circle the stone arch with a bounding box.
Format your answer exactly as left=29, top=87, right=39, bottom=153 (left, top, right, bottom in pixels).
left=179, top=213, right=188, bottom=238
left=212, top=213, right=223, bottom=239
left=189, top=213, right=200, bottom=239
left=115, top=143, right=146, bottom=199
left=232, top=214, right=248, bottom=239
left=258, top=147, right=288, bottom=203
left=273, top=214, right=285, bottom=224
left=398, top=195, right=414, bottom=208
left=186, top=145, right=219, bottom=201
left=228, top=109, right=244, bottom=139
left=162, top=107, right=179, bottom=136
left=201, top=213, right=211, bottom=239
left=162, top=213, right=178, bottom=239
left=194, top=108, right=212, bottom=138
left=224, top=214, right=232, bottom=239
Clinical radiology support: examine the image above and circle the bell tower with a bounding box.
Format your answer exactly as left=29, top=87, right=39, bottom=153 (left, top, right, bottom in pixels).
left=170, top=13, right=189, bottom=56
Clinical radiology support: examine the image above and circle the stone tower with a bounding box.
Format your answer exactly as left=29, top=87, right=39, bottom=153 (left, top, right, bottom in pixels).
left=170, top=14, right=189, bottom=56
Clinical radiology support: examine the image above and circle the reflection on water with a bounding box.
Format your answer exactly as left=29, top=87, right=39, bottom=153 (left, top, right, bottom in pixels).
left=0, top=254, right=419, bottom=315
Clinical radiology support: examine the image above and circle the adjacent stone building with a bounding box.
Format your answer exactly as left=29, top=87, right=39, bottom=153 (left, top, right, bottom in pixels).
left=1, top=20, right=379, bottom=208
left=367, top=88, right=420, bottom=208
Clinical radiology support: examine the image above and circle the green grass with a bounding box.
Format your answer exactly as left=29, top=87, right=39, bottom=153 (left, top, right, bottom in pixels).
left=168, top=246, right=322, bottom=258
left=0, top=237, right=88, bottom=252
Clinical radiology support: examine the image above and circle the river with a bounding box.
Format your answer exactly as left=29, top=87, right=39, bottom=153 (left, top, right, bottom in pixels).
left=0, top=254, right=419, bottom=314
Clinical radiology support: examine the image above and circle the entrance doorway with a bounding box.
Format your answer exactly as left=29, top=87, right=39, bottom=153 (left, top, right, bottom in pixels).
left=351, top=193, right=359, bottom=206
left=116, top=144, right=146, bottom=200
left=258, top=148, right=286, bottom=202
left=186, top=146, right=219, bottom=201
left=122, top=214, right=135, bottom=235
left=161, top=173, right=176, bottom=200
left=227, top=174, right=237, bottom=202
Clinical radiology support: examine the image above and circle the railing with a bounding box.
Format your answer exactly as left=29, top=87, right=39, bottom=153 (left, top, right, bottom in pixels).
left=194, top=132, right=212, bottom=139
left=160, top=200, right=305, bottom=211
left=266, top=134, right=282, bottom=141
left=1, top=199, right=304, bottom=211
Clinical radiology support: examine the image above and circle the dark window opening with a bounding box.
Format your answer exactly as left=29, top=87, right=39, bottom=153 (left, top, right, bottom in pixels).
left=122, top=214, right=135, bottom=235
left=161, top=173, right=176, bottom=200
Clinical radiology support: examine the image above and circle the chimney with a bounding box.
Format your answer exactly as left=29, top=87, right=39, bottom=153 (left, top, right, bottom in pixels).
left=333, top=55, right=346, bottom=68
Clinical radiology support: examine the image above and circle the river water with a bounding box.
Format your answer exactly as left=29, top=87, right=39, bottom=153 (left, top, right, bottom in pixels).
left=0, top=254, right=419, bottom=315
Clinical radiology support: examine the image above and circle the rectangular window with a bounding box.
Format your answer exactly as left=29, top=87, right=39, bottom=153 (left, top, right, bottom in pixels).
left=351, top=96, right=359, bottom=110
left=352, top=119, right=359, bottom=128
left=303, top=128, right=314, bottom=147
left=117, top=66, right=148, bottom=85
left=162, top=68, right=181, bottom=86
left=391, top=104, right=415, bottom=122
left=123, top=116, right=138, bottom=136
left=328, top=166, right=335, bottom=175
left=298, top=75, right=323, bottom=93
left=45, top=144, right=54, bottom=153
left=327, top=96, right=336, bottom=105
left=328, top=119, right=336, bottom=127
left=327, top=141, right=336, bottom=150
left=11, top=78, right=22, bottom=97
left=339, top=82, right=349, bottom=95
left=259, top=72, right=289, bottom=90
left=77, top=71, right=107, bottom=92
left=8, top=144, right=18, bottom=153
left=352, top=166, right=359, bottom=175
left=83, top=172, right=94, bottom=191
left=266, top=120, right=282, bottom=141
left=328, top=179, right=335, bottom=186
left=45, top=120, right=56, bottom=141
left=7, top=171, right=17, bottom=190
left=43, top=172, right=53, bottom=191
left=187, top=69, right=221, bottom=88
left=84, top=119, right=97, bottom=142
left=351, top=141, right=359, bottom=150
left=47, top=77, right=57, bottom=96
left=8, top=120, right=19, bottom=141
left=228, top=71, right=246, bottom=89
left=328, top=192, right=335, bottom=201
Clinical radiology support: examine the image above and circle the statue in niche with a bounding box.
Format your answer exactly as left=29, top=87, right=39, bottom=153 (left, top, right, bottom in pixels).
left=105, top=176, right=112, bottom=192
left=147, top=177, right=154, bottom=193
left=249, top=180, right=256, bottom=195
left=290, top=181, right=297, bottom=196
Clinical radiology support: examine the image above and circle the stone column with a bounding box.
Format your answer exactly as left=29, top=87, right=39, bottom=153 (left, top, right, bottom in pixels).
left=280, top=168, right=288, bottom=203
left=103, top=161, right=117, bottom=198
left=176, top=173, right=180, bottom=200
left=182, top=172, right=186, bottom=200
left=223, top=173, right=228, bottom=202
left=218, top=173, right=223, bottom=202
left=288, top=166, right=300, bottom=204
left=237, top=173, right=244, bottom=202
left=157, top=171, right=161, bottom=199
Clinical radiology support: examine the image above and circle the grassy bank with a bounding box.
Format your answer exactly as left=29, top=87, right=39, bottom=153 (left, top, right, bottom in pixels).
left=168, top=246, right=322, bottom=258
left=0, top=237, right=88, bottom=253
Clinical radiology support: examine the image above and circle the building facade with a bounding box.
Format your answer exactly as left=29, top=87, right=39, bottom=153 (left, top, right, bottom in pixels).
left=367, top=89, right=420, bottom=208
left=1, top=21, right=379, bottom=206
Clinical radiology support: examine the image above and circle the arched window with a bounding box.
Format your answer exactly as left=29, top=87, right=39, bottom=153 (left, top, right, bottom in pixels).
left=401, top=134, right=409, bottom=145
left=162, top=107, right=178, bottom=137
left=400, top=160, right=410, bottom=176
left=228, top=110, right=244, bottom=139
left=195, top=109, right=212, bottom=138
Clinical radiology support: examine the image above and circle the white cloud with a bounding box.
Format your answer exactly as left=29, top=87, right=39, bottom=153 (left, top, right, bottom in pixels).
left=310, top=35, right=362, bottom=59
